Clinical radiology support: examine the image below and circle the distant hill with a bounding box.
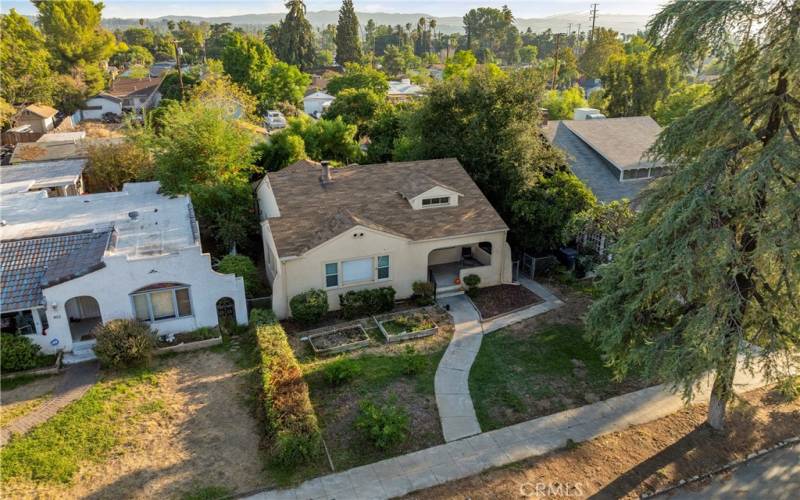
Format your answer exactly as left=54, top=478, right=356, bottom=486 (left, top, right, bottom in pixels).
left=100, top=10, right=650, bottom=36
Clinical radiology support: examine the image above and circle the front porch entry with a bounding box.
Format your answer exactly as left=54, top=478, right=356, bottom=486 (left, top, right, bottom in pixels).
left=65, top=296, right=102, bottom=342
left=428, top=242, right=492, bottom=291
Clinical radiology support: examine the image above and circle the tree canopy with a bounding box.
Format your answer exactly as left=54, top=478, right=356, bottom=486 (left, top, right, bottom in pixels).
left=578, top=27, right=624, bottom=79
left=0, top=9, right=54, bottom=105
left=653, top=83, right=712, bottom=126
left=601, top=47, right=682, bottom=117
left=586, top=0, right=800, bottom=430
left=543, top=86, right=588, bottom=120
left=268, top=0, right=317, bottom=70
left=326, top=63, right=389, bottom=96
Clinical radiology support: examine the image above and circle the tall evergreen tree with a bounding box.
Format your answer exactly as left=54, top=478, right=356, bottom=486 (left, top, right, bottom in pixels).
left=587, top=0, right=800, bottom=430
left=335, top=0, right=362, bottom=65
left=270, top=0, right=317, bottom=70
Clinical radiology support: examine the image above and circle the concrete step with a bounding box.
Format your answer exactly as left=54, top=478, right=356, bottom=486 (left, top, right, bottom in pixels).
left=62, top=350, right=97, bottom=365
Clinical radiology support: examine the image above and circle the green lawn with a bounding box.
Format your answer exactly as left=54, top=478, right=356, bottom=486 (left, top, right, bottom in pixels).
left=469, top=323, right=644, bottom=431
left=0, top=369, right=159, bottom=484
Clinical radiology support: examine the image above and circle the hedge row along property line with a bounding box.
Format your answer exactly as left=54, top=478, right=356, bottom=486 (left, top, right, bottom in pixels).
left=250, top=309, right=323, bottom=467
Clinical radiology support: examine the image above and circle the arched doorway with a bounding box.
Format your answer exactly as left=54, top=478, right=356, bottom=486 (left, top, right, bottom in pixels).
left=65, top=296, right=102, bottom=342
left=215, top=297, right=236, bottom=331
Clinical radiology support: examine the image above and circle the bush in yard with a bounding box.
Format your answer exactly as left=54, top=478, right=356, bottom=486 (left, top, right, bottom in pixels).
left=290, top=289, right=329, bottom=325
left=322, top=357, right=362, bottom=386
left=355, top=399, right=409, bottom=449
left=463, top=274, right=481, bottom=298
left=253, top=309, right=321, bottom=465
left=411, top=281, right=435, bottom=306
left=400, top=346, right=427, bottom=375
left=339, top=287, right=396, bottom=319
left=1, top=333, right=43, bottom=372
left=217, top=254, right=265, bottom=298
left=93, top=319, right=156, bottom=368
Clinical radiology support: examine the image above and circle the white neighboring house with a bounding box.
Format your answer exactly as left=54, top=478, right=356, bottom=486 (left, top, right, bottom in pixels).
left=303, top=91, right=335, bottom=118
left=387, top=79, right=425, bottom=102
left=0, top=182, right=248, bottom=357
left=80, top=76, right=163, bottom=121
left=80, top=93, right=123, bottom=121
left=0, top=159, right=86, bottom=198
left=256, top=159, right=514, bottom=319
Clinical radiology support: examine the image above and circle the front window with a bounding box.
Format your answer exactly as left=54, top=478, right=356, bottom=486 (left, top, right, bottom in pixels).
left=131, top=285, right=193, bottom=322
left=342, top=258, right=373, bottom=284
left=377, top=255, right=390, bottom=280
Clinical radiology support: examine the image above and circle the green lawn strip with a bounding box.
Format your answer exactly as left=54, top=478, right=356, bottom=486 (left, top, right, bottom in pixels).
left=469, top=323, right=619, bottom=431
left=0, top=373, right=57, bottom=392
left=1, top=369, right=159, bottom=485
left=0, top=393, right=52, bottom=428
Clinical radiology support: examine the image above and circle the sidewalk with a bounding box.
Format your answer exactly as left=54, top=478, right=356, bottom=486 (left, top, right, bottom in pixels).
left=246, top=357, right=775, bottom=499
left=0, top=361, right=99, bottom=446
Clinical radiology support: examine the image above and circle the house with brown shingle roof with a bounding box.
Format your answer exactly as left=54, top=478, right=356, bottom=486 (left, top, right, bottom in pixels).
left=256, top=158, right=514, bottom=318
left=81, top=76, right=163, bottom=121
left=14, top=104, right=58, bottom=133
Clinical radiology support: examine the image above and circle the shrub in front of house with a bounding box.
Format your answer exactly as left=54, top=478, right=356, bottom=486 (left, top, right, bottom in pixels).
left=411, top=281, right=435, bottom=306
left=93, top=319, right=156, bottom=368
left=322, top=357, right=362, bottom=386
left=355, top=399, right=409, bottom=450
left=339, top=287, right=396, bottom=319
left=251, top=309, right=322, bottom=466
left=1, top=333, right=44, bottom=372
left=463, top=274, right=481, bottom=298
left=290, top=289, right=329, bottom=325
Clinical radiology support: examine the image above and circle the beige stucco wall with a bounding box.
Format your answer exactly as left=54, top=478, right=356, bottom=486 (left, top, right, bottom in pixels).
left=266, top=224, right=510, bottom=319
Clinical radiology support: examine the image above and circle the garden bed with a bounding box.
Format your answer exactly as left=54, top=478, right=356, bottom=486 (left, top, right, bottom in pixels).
left=0, top=352, right=62, bottom=380
left=307, top=325, right=370, bottom=355
left=376, top=309, right=439, bottom=343
left=470, top=284, right=543, bottom=320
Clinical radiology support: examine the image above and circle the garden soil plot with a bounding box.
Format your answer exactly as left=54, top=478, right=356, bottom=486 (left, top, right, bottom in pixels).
left=408, top=386, right=800, bottom=499
left=470, top=284, right=543, bottom=319
left=2, top=350, right=267, bottom=499
left=308, top=325, right=369, bottom=353
left=297, top=308, right=455, bottom=476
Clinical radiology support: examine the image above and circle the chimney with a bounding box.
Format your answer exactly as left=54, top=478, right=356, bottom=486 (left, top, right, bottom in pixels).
left=321, top=161, right=332, bottom=184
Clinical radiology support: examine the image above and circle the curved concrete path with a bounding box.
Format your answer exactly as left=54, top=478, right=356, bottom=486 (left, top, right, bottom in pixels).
left=434, top=295, right=485, bottom=442
left=0, top=361, right=99, bottom=446
left=434, top=279, right=565, bottom=442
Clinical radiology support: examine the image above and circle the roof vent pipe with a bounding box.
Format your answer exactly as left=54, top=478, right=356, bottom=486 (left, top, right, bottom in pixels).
left=321, top=161, right=332, bottom=184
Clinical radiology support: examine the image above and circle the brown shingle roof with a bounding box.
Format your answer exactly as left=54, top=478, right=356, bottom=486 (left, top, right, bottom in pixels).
left=23, top=104, right=58, bottom=118
left=560, top=116, right=662, bottom=171
left=265, top=158, right=508, bottom=257
left=106, top=76, right=163, bottom=98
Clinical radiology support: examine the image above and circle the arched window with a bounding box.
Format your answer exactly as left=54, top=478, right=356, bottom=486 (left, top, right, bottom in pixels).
left=130, top=283, right=192, bottom=322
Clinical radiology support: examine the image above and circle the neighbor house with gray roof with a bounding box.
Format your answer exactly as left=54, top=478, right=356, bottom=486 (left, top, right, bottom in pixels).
left=542, top=116, right=664, bottom=203
left=0, top=159, right=86, bottom=197
left=0, top=182, right=247, bottom=362
left=256, top=159, right=514, bottom=319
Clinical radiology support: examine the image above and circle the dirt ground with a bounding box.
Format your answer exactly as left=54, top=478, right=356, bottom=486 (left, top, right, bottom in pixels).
left=408, top=386, right=800, bottom=499
left=4, top=350, right=266, bottom=499
left=471, top=285, right=543, bottom=319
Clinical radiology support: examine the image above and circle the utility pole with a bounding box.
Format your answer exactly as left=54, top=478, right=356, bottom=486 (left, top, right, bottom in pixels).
left=173, top=40, right=185, bottom=100
left=589, top=3, right=599, bottom=43
left=551, top=33, right=562, bottom=90
left=576, top=23, right=582, bottom=56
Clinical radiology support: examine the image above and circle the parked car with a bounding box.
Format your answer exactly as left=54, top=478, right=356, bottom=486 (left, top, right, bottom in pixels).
left=265, top=110, right=287, bottom=129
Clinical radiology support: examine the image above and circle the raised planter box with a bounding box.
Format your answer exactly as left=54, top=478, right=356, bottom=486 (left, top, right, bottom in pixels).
left=307, top=325, right=370, bottom=355
left=1, top=351, right=63, bottom=380
left=375, top=309, right=439, bottom=343
left=155, top=336, right=223, bottom=355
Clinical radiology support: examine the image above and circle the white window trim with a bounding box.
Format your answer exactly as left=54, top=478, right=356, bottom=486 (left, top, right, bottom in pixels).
left=323, top=254, right=391, bottom=289
left=420, top=196, right=452, bottom=208
left=130, top=286, right=194, bottom=323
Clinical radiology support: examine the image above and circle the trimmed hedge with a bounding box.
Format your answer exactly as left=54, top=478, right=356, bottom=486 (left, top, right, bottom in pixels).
left=1, top=333, right=44, bottom=372
left=411, top=281, right=435, bottom=306
left=463, top=274, right=481, bottom=298
left=290, top=289, right=329, bottom=325
left=249, top=309, right=322, bottom=466
left=339, top=287, right=396, bottom=319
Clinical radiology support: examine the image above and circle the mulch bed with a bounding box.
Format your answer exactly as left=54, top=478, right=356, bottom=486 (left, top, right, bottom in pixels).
left=281, top=300, right=419, bottom=335
left=471, top=284, right=543, bottom=319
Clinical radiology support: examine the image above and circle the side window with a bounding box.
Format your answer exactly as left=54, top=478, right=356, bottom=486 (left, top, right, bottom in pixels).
left=325, top=262, right=339, bottom=288
left=377, top=255, right=390, bottom=280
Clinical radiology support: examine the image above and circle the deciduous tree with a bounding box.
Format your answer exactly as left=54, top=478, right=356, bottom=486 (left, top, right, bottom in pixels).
left=326, top=62, right=389, bottom=95
left=653, top=83, right=711, bottom=126
left=0, top=9, right=54, bottom=105
left=578, top=27, right=624, bottom=79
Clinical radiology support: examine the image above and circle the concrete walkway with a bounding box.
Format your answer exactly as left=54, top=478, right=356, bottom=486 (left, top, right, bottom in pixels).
left=434, top=295, right=484, bottom=442
left=0, top=361, right=99, bottom=446
left=246, top=359, right=776, bottom=500
left=434, top=279, right=565, bottom=442
left=668, top=443, right=800, bottom=499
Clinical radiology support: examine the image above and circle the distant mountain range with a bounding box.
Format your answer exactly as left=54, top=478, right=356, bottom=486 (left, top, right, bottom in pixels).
left=98, top=11, right=650, bottom=35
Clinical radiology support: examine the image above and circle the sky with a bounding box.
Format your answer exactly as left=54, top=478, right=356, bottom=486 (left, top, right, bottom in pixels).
left=2, top=0, right=665, bottom=19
